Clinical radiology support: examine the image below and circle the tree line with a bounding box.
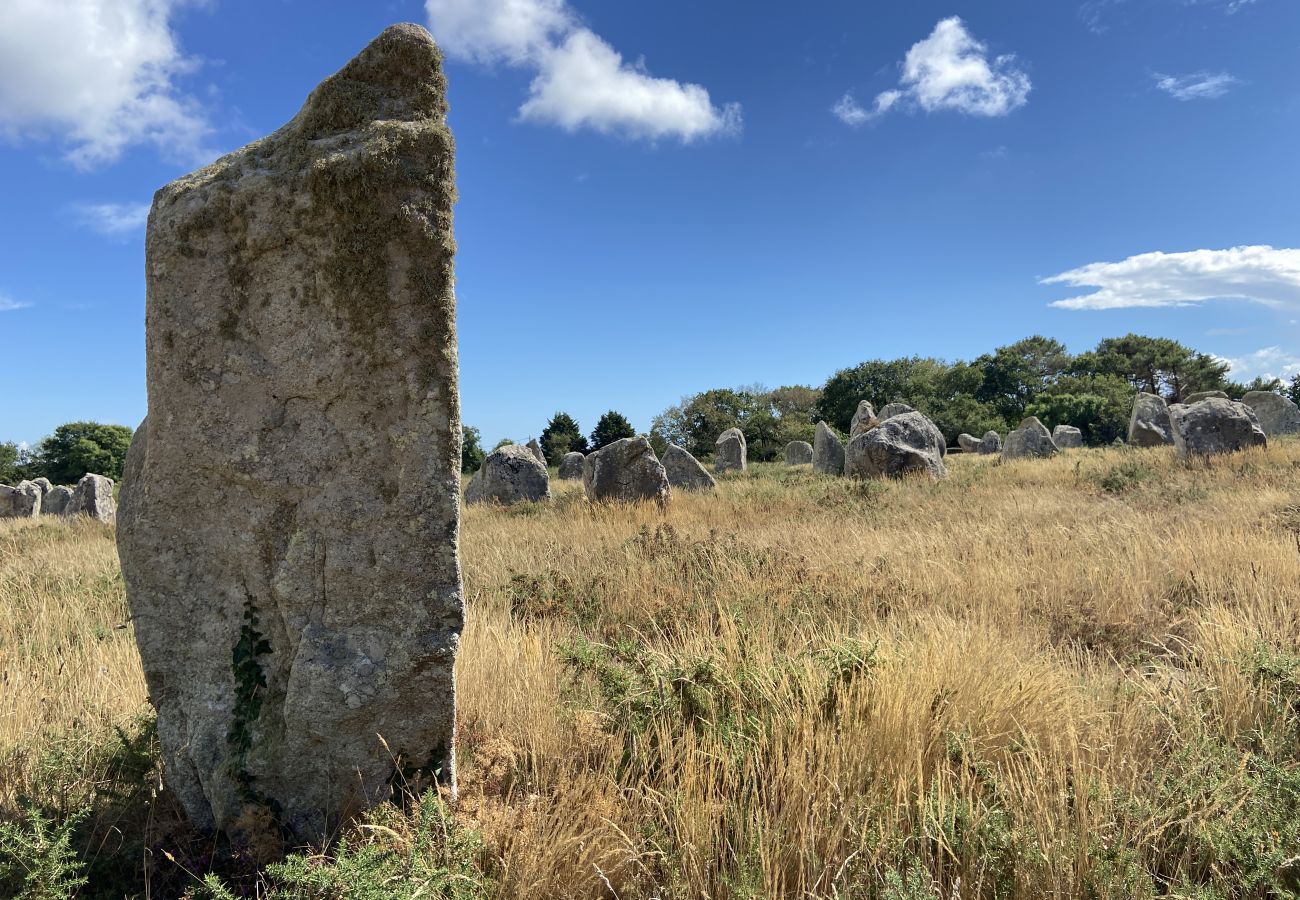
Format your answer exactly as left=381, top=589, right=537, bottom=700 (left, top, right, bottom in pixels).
left=1, top=422, right=134, bottom=486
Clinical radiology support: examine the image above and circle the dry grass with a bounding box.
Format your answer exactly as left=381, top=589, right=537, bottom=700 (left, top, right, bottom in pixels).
left=3, top=443, right=1300, bottom=898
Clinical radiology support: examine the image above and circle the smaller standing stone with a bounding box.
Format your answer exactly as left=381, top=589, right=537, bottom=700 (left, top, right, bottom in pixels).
left=845, top=411, right=946, bottom=480
left=43, top=486, right=74, bottom=516
left=663, top=444, right=716, bottom=492
left=784, top=441, right=813, bottom=465
left=33, top=478, right=53, bottom=496
left=584, top=436, right=671, bottom=503
left=558, top=451, right=586, bottom=480
left=850, top=401, right=879, bottom=438
left=979, top=431, right=1002, bottom=455
left=1129, top=392, right=1175, bottom=447
left=65, top=474, right=115, bottom=522
left=879, top=402, right=915, bottom=420
left=813, top=421, right=845, bottom=475
left=1052, top=425, right=1084, bottom=449
left=0, top=481, right=43, bottom=518
left=1185, top=390, right=1229, bottom=404
left=957, top=433, right=980, bottom=453
left=715, top=428, right=747, bottom=473
left=526, top=439, right=545, bottom=465
left=466, top=445, right=550, bottom=506
left=1003, top=417, right=1059, bottom=460
left=1240, top=391, right=1300, bottom=437
left=1170, top=398, right=1267, bottom=457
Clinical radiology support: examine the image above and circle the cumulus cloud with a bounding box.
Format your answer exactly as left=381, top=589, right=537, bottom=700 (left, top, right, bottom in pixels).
left=426, top=0, right=740, bottom=142
left=1045, top=246, right=1300, bottom=311
left=0, top=292, right=30, bottom=312
left=0, top=0, right=212, bottom=169
left=835, top=17, right=1030, bottom=126
left=73, top=201, right=151, bottom=237
left=1215, top=346, right=1300, bottom=383
left=1155, top=71, right=1239, bottom=100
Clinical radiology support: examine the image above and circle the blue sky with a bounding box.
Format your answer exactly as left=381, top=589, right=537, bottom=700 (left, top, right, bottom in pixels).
left=2, top=0, right=1299, bottom=448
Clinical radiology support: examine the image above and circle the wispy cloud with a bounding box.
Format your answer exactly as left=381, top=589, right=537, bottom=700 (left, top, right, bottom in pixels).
left=1154, top=71, right=1239, bottom=101
left=1045, top=246, right=1300, bottom=311
left=834, top=17, right=1030, bottom=127
left=425, top=0, right=740, bottom=143
left=72, top=201, right=151, bottom=237
left=0, top=292, right=30, bottom=312
left=1215, top=346, right=1300, bottom=383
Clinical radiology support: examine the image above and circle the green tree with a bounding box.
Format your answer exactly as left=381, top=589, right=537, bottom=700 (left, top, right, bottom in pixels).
left=1028, top=373, right=1133, bottom=445
left=589, top=411, right=635, bottom=451
left=1230, top=375, right=1283, bottom=396
left=539, top=412, right=588, bottom=466
left=0, top=442, right=20, bottom=485
left=1289, top=374, right=1300, bottom=406
left=461, top=426, right=485, bottom=474
left=816, top=357, right=947, bottom=433
left=1076, top=334, right=1231, bottom=401
left=974, top=336, right=1072, bottom=424
left=27, top=422, right=133, bottom=484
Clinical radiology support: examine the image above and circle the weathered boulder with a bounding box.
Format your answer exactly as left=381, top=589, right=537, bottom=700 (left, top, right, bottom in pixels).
left=43, top=486, right=74, bottom=516
left=0, top=481, right=42, bottom=518
left=850, top=401, right=879, bottom=438
left=558, top=451, right=586, bottom=480
left=1241, top=391, right=1300, bottom=437
left=117, top=26, right=463, bottom=845
left=66, top=474, right=116, bottom=522
left=879, top=402, right=915, bottom=420
left=784, top=441, right=813, bottom=465
left=1003, top=417, right=1059, bottom=460
left=1170, top=398, right=1267, bottom=457
left=979, top=431, right=1002, bottom=455
left=1052, top=425, right=1084, bottom=449
left=467, top=445, right=549, bottom=505
left=813, top=421, right=845, bottom=475
left=1185, top=390, right=1229, bottom=404
left=662, top=444, right=716, bottom=492
left=583, top=436, right=671, bottom=503
left=1128, top=392, right=1175, bottom=447
left=526, top=439, right=545, bottom=465
left=33, top=478, right=53, bottom=495
left=715, top=427, right=747, bottom=473
left=845, top=411, right=946, bottom=480
left=957, top=433, right=980, bottom=453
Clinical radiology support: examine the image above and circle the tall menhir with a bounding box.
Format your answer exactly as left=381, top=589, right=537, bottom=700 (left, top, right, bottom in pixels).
left=117, top=24, right=463, bottom=844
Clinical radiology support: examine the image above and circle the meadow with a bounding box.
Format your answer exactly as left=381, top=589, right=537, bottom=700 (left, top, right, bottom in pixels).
left=2, top=442, right=1299, bottom=898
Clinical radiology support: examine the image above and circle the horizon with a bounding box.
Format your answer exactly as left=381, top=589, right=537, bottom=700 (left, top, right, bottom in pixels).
left=2, top=0, right=1299, bottom=448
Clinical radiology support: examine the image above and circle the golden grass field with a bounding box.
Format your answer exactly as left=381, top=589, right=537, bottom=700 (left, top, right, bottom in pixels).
left=2, top=442, right=1299, bottom=898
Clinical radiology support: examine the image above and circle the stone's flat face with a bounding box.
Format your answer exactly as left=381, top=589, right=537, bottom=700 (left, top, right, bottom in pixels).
left=1052, top=425, right=1084, bottom=450
left=583, top=437, right=671, bottom=502
left=879, top=402, right=915, bottom=420
left=715, top=427, right=747, bottom=473
left=845, top=411, right=946, bottom=481
left=117, top=24, right=463, bottom=845
left=979, top=431, right=1002, bottom=455
left=558, top=451, right=586, bottom=480
left=526, top=439, right=545, bottom=465
left=850, top=401, right=879, bottom=438
left=67, top=474, right=116, bottom=522
left=43, top=486, right=74, bottom=516
left=1003, top=417, right=1060, bottom=460
left=1129, top=392, right=1175, bottom=447
left=813, top=421, right=845, bottom=475
left=1185, top=390, right=1229, bottom=404
left=784, top=441, right=813, bottom=465
left=1171, top=398, right=1267, bottom=457
left=1241, top=391, right=1300, bottom=437
left=0, top=482, right=42, bottom=518
left=467, top=445, right=549, bottom=505
left=662, top=444, right=716, bottom=492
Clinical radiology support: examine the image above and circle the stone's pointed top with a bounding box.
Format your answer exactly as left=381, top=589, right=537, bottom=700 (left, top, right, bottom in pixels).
left=298, top=22, right=448, bottom=139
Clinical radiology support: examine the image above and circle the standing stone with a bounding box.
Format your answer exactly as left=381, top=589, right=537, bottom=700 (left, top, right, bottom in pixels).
left=845, top=411, right=946, bottom=481
left=1003, top=417, right=1060, bottom=460
left=466, top=444, right=549, bottom=505
left=879, top=402, right=915, bottom=420
left=1052, top=425, right=1084, bottom=449
left=662, top=444, right=716, bottom=492
left=957, top=433, right=981, bottom=453
left=715, top=427, right=747, bottom=473
left=558, top=451, right=586, bottom=480
left=583, top=436, right=671, bottom=503
left=1240, top=391, right=1300, bottom=437
left=1185, top=390, right=1229, bottom=404
left=1170, top=398, right=1267, bottom=457
left=850, top=401, right=879, bottom=438
left=813, top=421, right=845, bottom=475
left=1128, top=392, right=1175, bottom=447
left=784, top=441, right=813, bottom=465
left=43, top=485, right=74, bottom=516
left=979, top=431, right=1002, bottom=455
left=526, top=439, right=545, bottom=465
left=33, top=478, right=53, bottom=496
left=66, top=474, right=116, bottom=522
left=0, top=481, right=42, bottom=518
left=117, top=26, right=463, bottom=845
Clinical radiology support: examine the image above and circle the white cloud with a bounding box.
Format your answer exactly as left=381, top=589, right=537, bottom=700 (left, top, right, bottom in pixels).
left=836, top=18, right=1030, bottom=126
left=1155, top=71, right=1239, bottom=101
left=1215, top=346, right=1300, bottom=383
left=1045, top=246, right=1300, bottom=311
left=73, top=201, right=151, bottom=236
left=426, top=0, right=739, bottom=142
left=0, top=293, right=31, bottom=312
left=0, top=0, right=212, bottom=169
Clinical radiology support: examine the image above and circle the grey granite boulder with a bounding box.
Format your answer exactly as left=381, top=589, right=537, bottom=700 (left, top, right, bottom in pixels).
left=957, top=433, right=980, bottom=453
left=784, top=441, right=813, bottom=465
left=715, top=427, right=747, bottom=473
left=850, top=401, right=879, bottom=438
left=845, top=411, right=946, bottom=480
left=879, top=402, right=915, bottom=420
left=584, top=436, right=671, bottom=503
left=1128, top=392, right=1175, bottom=447
left=663, top=444, right=716, bottom=492
left=1185, top=390, right=1229, bottom=404
left=526, top=439, right=545, bottom=465
left=1003, top=417, right=1060, bottom=460
left=0, top=481, right=42, bottom=518
left=117, top=25, right=464, bottom=845
left=43, top=486, right=74, bottom=516
left=467, top=444, right=550, bottom=505
left=979, top=431, right=1002, bottom=455
left=1052, top=425, right=1084, bottom=449
left=1241, top=391, right=1300, bottom=437
left=33, top=478, right=52, bottom=496
left=558, top=451, right=586, bottom=480
left=813, top=421, right=845, bottom=475
left=66, top=474, right=116, bottom=522
left=1170, top=398, right=1267, bottom=457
